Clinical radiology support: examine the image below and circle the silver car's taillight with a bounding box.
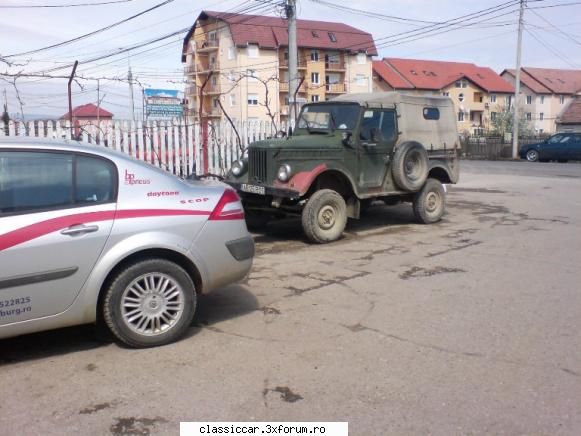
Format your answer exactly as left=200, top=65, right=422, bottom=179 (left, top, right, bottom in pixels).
left=209, top=189, right=245, bottom=220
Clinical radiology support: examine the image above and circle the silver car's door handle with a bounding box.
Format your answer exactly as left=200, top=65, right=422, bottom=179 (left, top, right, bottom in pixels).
left=60, top=224, right=99, bottom=236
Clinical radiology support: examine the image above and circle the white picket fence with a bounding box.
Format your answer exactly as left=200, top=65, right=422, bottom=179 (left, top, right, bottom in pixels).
left=0, top=119, right=287, bottom=177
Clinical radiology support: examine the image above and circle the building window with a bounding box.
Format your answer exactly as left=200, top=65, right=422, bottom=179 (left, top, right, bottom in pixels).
left=228, top=71, right=236, bottom=83
left=442, top=92, right=450, bottom=97
left=458, top=93, right=465, bottom=102
left=310, top=50, right=319, bottom=62
left=229, top=94, right=236, bottom=107
left=247, top=69, right=258, bottom=82
left=213, top=98, right=219, bottom=109
left=311, top=95, right=320, bottom=102
left=328, top=32, right=337, bottom=42
left=357, top=53, right=366, bottom=65
left=311, top=72, right=320, bottom=85
left=228, top=46, right=236, bottom=60
left=491, top=94, right=497, bottom=103
left=247, top=43, right=259, bottom=58
left=540, top=95, right=545, bottom=104
left=311, top=30, right=319, bottom=38
left=526, top=95, right=532, bottom=105
left=248, top=93, right=258, bottom=106
left=458, top=111, right=465, bottom=122
left=506, top=96, right=512, bottom=107
left=526, top=112, right=532, bottom=120
left=540, top=112, right=544, bottom=121
left=455, top=80, right=467, bottom=88
left=491, top=112, right=497, bottom=121
left=560, top=95, right=565, bottom=104
left=355, top=74, right=366, bottom=86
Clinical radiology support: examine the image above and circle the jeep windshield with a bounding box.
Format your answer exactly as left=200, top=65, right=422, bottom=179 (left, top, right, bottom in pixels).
left=297, top=103, right=360, bottom=133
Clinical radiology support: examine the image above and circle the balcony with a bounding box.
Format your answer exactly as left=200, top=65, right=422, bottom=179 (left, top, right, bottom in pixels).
left=184, top=65, right=197, bottom=75
left=195, top=39, right=219, bottom=52
left=201, top=108, right=222, bottom=118
left=197, top=60, right=220, bottom=74
left=279, top=58, right=308, bottom=69
left=202, top=83, right=221, bottom=94
left=185, top=84, right=197, bottom=95
left=325, top=83, right=346, bottom=93
left=279, top=82, right=308, bottom=93
left=280, top=105, right=289, bottom=116
left=325, top=60, right=346, bottom=71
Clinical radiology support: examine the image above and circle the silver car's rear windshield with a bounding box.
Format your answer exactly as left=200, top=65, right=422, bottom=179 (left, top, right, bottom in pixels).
left=298, top=103, right=360, bottom=131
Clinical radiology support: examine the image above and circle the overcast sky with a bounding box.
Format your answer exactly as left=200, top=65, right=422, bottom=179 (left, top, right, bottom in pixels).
left=1, top=0, right=580, bottom=119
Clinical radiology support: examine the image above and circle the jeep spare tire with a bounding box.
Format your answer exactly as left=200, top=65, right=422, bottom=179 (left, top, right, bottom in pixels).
left=302, top=189, right=347, bottom=243
left=392, top=142, right=429, bottom=192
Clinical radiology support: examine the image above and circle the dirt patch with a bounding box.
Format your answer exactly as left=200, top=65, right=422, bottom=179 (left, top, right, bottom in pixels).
left=426, top=240, right=482, bottom=258
left=400, top=266, right=466, bottom=280
left=85, top=363, right=97, bottom=372
left=287, top=271, right=370, bottom=295
left=271, top=386, right=303, bottom=403
left=262, top=306, right=281, bottom=315
left=451, top=187, right=507, bottom=194
left=110, top=417, right=168, bottom=435
left=80, top=402, right=114, bottom=415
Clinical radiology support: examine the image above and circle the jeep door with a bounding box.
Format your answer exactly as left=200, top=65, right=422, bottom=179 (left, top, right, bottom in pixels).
left=357, top=109, right=397, bottom=188
left=0, top=150, right=116, bottom=325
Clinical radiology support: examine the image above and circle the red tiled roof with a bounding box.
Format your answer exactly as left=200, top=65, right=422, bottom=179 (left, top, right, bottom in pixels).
left=61, top=103, right=113, bottom=119
left=521, top=67, right=581, bottom=94
left=501, top=69, right=552, bottom=94
left=558, top=96, right=581, bottom=124
left=182, top=10, right=377, bottom=61
left=372, top=60, right=414, bottom=89
left=378, top=58, right=514, bottom=93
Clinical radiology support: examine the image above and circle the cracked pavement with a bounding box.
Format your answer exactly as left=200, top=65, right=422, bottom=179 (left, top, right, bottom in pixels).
left=1, top=160, right=581, bottom=435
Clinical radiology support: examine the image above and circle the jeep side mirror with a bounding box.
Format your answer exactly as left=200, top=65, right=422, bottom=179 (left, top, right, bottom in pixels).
left=341, top=131, right=353, bottom=147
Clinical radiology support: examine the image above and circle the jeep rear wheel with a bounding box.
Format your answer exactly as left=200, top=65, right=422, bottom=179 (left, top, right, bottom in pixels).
left=302, top=189, right=347, bottom=243
left=392, top=142, right=429, bottom=192
left=413, top=178, right=446, bottom=224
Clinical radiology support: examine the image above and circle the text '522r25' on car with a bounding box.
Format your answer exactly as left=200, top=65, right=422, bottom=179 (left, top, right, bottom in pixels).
left=225, top=92, right=461, bottom=243
left=0, top=137, right=254, bottom=348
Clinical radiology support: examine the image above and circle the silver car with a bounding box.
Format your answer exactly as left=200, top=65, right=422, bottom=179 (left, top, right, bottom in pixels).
left=0, top=138, right=254, bottom=348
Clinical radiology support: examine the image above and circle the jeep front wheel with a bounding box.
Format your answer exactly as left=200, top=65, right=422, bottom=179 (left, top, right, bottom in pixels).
left=412, top=178, right=446, bottom=224
left=302, top=189, right=347, bottom=243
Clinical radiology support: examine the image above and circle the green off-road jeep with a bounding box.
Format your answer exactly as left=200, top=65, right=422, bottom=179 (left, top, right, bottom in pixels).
left=225, top=92, right=460, bottom=243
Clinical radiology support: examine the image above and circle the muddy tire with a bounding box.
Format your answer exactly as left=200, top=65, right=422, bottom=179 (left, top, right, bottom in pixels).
left=103, top=259, right=196, bottom=348
left=302, top=189, right=347, bottom=243
left=412, top=178, right=446, bottom=224
left=392, top=142, right=429, bottom=192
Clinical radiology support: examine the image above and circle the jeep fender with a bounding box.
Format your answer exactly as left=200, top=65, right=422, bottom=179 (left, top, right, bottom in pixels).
left=274, top=163, right=328, bottom=196
left=428, top=160, right=459, bottom=184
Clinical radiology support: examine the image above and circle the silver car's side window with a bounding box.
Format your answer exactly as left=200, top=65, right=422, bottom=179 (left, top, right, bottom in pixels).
left=0, top=151, right=74, bottom=215
left=75, top=155, right=116, bottom=204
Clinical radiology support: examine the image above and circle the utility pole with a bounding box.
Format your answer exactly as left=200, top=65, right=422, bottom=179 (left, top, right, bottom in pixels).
left=128, top=65, right=136, bottom=122
left=512, top=0, right=526, bottom=159
left=68, top=60, right=79, bottom=136
left=286, top=0, right=298, bottom=128
left=97, top=79, right=100, bottom=127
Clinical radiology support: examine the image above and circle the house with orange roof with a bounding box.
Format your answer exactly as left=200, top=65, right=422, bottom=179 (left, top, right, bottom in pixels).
left=181, top=10, right=377, bottom=124
left=501, top=67, right=581, bottom=134
left=373, top=58, right=515, bottom=135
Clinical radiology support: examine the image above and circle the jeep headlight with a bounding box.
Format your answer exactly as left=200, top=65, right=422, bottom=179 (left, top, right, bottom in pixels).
left=277, top=163, right=292, bottom=182
left=231, top=159, right=246, bottom=177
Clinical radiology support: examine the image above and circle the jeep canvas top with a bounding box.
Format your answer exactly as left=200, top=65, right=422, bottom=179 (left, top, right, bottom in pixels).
left=225, top=91, right=461, bottom=243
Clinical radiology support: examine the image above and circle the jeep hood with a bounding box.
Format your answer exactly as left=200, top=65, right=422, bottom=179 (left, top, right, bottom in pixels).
left=249, top=134, right=342, bottom=150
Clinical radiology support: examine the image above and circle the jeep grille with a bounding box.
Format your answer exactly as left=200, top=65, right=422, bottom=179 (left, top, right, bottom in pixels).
left=248, top=148, right=268, bottom=183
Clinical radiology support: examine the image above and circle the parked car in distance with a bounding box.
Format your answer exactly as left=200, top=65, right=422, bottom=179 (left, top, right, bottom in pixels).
left=0, top=138, right=254, bottom=348
left=519, top=133, right=581, bottom=162
left=225, top=92, right=460, bottom=243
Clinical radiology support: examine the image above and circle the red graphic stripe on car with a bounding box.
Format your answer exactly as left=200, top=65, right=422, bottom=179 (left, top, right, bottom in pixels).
left=0, top=209, right=212, bottom=252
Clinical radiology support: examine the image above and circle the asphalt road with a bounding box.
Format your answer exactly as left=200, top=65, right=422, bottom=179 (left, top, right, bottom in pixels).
left=1, top=160, right=580, bottom=436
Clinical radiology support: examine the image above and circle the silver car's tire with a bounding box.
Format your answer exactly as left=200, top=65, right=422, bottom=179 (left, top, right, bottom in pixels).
left=103, top=259, right=196, bottom=348
left=526, top=149, right=539, bottom=162
left=413, top=178, right=446, bottom=224
left=302, top=189, right=347, bottom=244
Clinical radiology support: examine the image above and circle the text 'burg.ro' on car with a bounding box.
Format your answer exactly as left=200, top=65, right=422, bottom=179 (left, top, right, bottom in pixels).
left=0, top=137, right=254, bottom=348
left=225, top=92, right=461, bottom=243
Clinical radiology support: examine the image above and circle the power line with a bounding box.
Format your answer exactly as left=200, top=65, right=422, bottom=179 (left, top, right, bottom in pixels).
left=4, top=0, right=177, bottom=58
left=0, top=0, right=134, bottom=8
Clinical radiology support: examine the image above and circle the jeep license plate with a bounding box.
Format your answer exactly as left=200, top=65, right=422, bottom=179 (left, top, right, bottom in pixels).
left=241, top=184, right=266, bottom=195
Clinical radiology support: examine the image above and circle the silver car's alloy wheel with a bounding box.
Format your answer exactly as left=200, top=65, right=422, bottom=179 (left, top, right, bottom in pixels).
left=121, top=273, right=185, bottom=337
